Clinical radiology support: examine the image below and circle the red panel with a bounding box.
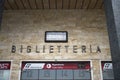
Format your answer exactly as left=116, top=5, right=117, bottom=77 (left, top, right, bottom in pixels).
left=0, top=62, right=11, bottom=70
left=22, top=62, right=90, bottom=70
left=43, top=63, right=78, bottom=69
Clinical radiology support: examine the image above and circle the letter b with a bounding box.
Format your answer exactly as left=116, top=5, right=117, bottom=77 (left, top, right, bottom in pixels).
left=11, top=45, right=16, bottom=53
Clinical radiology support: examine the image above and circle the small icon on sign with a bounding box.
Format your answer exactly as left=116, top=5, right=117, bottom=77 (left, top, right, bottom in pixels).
left=46, top=64, right=51, bottom=69
left=103, top=63, right=112, bottom=70
left=24, top=63, right=31, bottom=70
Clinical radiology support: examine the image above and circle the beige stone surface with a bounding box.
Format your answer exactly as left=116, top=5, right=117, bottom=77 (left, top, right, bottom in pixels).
left=0, top=10, right=111, bottom=80
left=92, top=60, right=102, bottom=80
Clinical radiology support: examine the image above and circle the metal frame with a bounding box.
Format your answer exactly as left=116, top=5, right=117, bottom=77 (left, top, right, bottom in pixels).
left=100, top=60, right=113, bottom=80
left=0, top=60, right=12, bottom=80
left=19, top=60, right=93, bottom=80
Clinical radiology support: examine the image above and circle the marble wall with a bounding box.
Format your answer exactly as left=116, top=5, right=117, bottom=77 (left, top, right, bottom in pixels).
left=0, top=10, right=111, bottom=80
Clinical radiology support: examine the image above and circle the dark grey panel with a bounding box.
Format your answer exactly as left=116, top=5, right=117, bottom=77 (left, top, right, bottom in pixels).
left=56, top=70, right=73, bottom=79
left=0, top=70, right=10, bottom=80
left=21, top=69, right=38, bottom=79
left=74, top=70, right=91, bottom=79
left=0, top=0, right=4, bottom=28
left=103, top=69, right=114, bottom=79
left=39, top=70, right=56, bottom=79
left=104, top=0, right=120, bottom=79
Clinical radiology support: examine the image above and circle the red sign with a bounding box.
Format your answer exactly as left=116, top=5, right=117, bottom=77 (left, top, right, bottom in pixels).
left=43, top=63, right=78, bottom=69
left=22, top=62, right=90, bottom=70
left=0, top=62, right=11, bottom=70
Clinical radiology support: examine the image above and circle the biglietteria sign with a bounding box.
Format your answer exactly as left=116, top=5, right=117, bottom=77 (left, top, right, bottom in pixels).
left=11, top=45, right=101, bottom=54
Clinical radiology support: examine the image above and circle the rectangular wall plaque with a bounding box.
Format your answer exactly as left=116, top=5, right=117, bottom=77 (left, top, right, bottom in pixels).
left=45, top=31, right=68, bottom=42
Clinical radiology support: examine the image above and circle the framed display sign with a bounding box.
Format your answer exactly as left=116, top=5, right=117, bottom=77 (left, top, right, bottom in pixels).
left=45, top=31, right=68, bottom=42
left=0, top=61, right=11, bottom=80
left=20, top=61, right=91, bottom=80
left=101, top=61, right=114, bottom=80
